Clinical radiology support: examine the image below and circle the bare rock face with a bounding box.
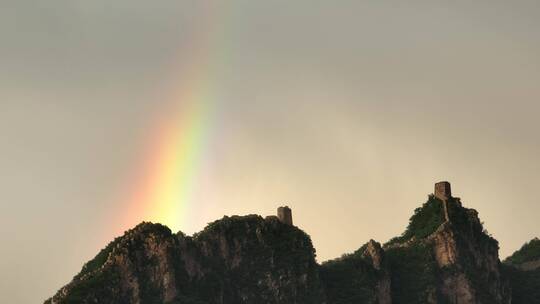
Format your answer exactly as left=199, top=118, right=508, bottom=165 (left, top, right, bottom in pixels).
left=363, top=240, right=384, bottom=270
left=364, top=240, right=392, bottom=304
left=431, top=222, right=458, bottom=267
left=433, top=200, right=509, bottom=304
left=377, top=274, right=393, bottom=304
left=439, top=273, right=475, bottom=304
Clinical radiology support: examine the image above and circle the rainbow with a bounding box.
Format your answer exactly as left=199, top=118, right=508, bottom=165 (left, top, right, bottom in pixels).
left=127, top=98, right=216, bottom=233
left=118, top=2, right=226, bottom=233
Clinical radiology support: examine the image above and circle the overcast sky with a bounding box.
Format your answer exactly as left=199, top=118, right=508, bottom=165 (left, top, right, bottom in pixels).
left=2, top=1, right=540, bottom=303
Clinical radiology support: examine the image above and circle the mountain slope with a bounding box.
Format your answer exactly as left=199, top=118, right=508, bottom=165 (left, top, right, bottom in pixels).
left=46, top=182, right=537, bottom=304
left=46, top=216, right=325, bottom=304
left=318, top=193, right=511, bottom=304
left=502, top=238, right=540, bottom=304
left=383, top=196, right=510, bottom=303
left=320, top=240, right=391, bottom=304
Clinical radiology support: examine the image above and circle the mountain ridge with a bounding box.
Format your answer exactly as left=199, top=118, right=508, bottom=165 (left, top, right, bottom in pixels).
left=46, top=182, right=539, bottom=304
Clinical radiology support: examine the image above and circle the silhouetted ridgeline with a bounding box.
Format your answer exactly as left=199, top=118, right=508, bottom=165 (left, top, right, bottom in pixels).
left=46, top=182, right=539, bottom=304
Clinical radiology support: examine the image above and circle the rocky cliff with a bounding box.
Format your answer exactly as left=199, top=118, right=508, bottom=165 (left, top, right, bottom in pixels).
left=46, top=184, right=539, bottom=304
left=382, top=196, right=511, bottom=304
left=320, top=240, right=392, bottom=304
left=46, top=215, right=325, bottom=304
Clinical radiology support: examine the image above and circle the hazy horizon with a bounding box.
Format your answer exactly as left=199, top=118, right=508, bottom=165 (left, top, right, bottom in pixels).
left=2, top=1, right=540, bottom=303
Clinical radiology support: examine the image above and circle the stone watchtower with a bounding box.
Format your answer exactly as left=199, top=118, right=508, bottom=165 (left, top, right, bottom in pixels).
left=434, top=181, right=452, bottom=201
left=277, top=206, right=293, bottom=226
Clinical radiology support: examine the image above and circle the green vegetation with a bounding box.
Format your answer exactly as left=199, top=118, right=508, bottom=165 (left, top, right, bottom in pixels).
left=58, top=268, right=121, bottom=304
left=386, top=243, right=438, bottom=304
left=403, top=196, right=445, bottom=240
left=48, top=206, right=539, bottom=304
left=191, top=215, right=323, bottom=303
left=165, top=296, right=208, bottom=304
left=53, top=223, right=176, bottom=304
left=504, top=238, right=540, bottom=265
left=195, top=215, right=317, bottom=267
left=320, top=247, right=380, bottom=303
left=386, top=196, right=445, bottom=246
left=74, top=222, right=172, bottom=281
left=501, top=238, right=540, bottom=304
left=74, top=236, right=122, bottom=281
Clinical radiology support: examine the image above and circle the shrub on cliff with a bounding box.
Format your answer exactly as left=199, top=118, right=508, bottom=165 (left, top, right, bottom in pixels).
left=505, top=238, right=540, bottom=265
left=386, top=196, right=445, bottom=246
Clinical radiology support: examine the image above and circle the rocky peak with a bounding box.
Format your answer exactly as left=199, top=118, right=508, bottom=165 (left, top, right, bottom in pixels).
left=46, top=216, right=325, bottom=304
left=45, top=182, right=537, bottom=304
left=504, top=237, right=540, bottom=271
left=362, top=239, right=384, bottom=270
left=381, top=187, right=510, bottom=304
